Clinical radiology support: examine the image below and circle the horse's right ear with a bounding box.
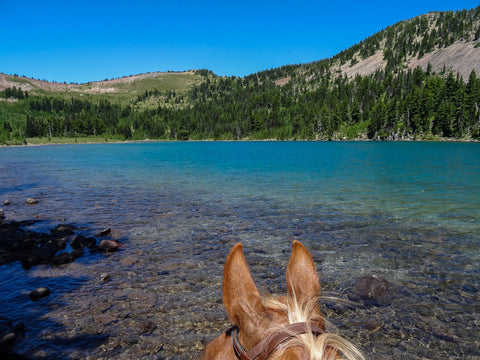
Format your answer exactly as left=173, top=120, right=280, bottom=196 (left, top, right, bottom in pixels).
left=286, top=241, right=324, bottom=329
left=286, top=240, right=321, bottom=302
left=223, top=243, right=268, bottom=349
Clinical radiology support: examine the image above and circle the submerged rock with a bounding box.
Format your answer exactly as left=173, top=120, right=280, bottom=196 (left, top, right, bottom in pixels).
left=0, top=321, right=26, bottom=358
left=99, top=273, right=111, bottom=282
left=30, top=287, right=50, bottom=300
left=52, top=224, right=76, bottom=234
left=136, top=321, right=157, bottom=334
left=50, top=253, right=74, bottom=266
left=29, top=243, right=58, bottom=260
left=353, top=275, right=392, bottom=306
left=55, top=238, right=67, bottom=250
left=99, top=239, right=121, bottom=252
left=0, top=332, right=15, bottom=344
left=51, top=249, right=84, bottom=266
left=25, top=198, right=39, bottom=205
left=416, top=316, right=460, bottom=343
left=71, top=235, right=97, bottom=249
left=359, top=320, right=382, bottom=332
left=96, top=228, right=111, bottom=237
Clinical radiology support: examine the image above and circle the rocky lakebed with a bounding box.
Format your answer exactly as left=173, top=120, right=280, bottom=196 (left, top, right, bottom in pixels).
left=0, top=195, right=479, bottom=360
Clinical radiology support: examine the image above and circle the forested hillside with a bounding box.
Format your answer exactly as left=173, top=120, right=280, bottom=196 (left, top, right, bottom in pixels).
left=1, top=6, right=480, bottom=144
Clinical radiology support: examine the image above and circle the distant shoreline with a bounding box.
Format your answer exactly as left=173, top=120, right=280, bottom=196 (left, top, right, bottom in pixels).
left=1, top=136, right=479, bottom=148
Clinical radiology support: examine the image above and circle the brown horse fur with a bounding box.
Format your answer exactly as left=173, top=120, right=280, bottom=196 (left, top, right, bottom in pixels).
left=200, top=241, right=364, bottom=360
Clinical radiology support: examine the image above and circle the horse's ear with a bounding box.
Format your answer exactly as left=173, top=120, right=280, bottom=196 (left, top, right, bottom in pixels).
left=223, top=243, right=268, bottom=349
left=286, top=241, right=321, bottom=306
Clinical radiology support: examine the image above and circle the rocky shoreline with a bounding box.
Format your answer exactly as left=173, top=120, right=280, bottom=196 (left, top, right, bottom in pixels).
left=0, top=218, right=119, bottom=269
left=0, top=200, right=121, bottom=358
left=1, top=135, right=479, bottom=148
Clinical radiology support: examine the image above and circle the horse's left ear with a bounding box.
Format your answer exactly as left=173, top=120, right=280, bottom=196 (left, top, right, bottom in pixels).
left=286, top=241, right=322, bottom=309
left=223, top=243, right=269, bottom=349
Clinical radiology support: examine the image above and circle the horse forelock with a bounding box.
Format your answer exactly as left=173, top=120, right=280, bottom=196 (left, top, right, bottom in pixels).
left=262, top=295, right=365, bottom=360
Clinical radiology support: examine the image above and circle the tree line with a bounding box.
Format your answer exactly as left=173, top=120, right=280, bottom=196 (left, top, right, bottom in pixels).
left=1, top=65, right=476, bottom=142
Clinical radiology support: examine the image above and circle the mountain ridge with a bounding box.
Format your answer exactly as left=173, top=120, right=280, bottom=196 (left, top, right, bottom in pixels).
left=1, top=7, right=480, bottom=93
left=0, top=70, right=202, bottom=95
left=275, top=8, right=480, bottom=86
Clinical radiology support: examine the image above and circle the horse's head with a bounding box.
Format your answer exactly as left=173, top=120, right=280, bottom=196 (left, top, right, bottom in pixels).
left=200, top=241, right=364, bottom=360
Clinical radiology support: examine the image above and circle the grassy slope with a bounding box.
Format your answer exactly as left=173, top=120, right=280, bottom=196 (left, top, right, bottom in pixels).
left=1, top=71, right=208, bottom=106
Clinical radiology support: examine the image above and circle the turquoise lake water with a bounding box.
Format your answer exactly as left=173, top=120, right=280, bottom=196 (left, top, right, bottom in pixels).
left=0, top=141, right=479, bottom=359
left=2, top=141, right=478, bottom=232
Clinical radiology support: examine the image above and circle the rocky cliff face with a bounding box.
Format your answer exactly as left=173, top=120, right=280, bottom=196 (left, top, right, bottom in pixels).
left=330, top=8, right=480, bottom=81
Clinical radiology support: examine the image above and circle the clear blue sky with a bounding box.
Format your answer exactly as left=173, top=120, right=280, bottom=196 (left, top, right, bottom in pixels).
left=1, top=0, right=478, bottom=83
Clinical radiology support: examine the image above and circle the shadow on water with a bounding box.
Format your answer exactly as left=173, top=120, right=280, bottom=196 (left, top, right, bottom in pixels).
left=0, top=218, right=121, bottom=359
left=0, top=267, right=109, bottom=359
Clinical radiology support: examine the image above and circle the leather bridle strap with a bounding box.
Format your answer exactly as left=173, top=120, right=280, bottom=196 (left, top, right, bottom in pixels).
left=231, top=322, right=324, bottom=360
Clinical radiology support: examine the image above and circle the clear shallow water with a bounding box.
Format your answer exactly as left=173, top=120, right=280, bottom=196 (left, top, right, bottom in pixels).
left=0, top=141, right=479, bottom=359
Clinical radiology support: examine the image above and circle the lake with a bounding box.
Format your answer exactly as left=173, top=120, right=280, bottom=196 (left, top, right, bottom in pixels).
left=0, top=141, right=479, bottom=359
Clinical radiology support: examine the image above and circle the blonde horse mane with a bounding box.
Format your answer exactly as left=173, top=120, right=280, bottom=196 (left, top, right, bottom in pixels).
left=263, top=296, right=365, bottom=360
